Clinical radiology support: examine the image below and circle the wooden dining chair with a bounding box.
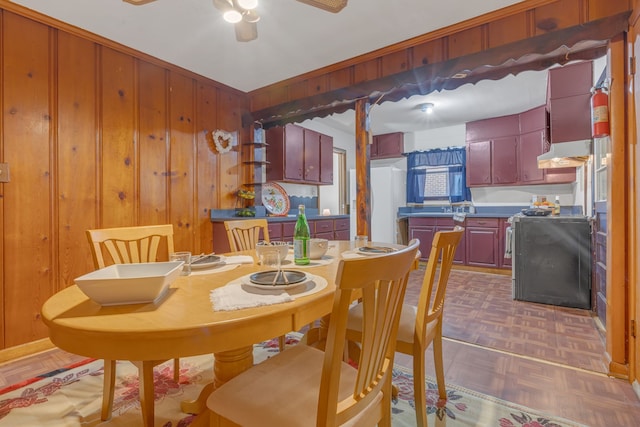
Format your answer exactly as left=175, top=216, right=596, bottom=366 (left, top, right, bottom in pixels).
left=223, top=219, right=270, bottom=252
left=206, top=239, right=419, bottom=427
left=86, top=224, right=180, bottom=421
left=223, top=218, right=291, bottom=351
left=346, top=228, right=463, bottom=427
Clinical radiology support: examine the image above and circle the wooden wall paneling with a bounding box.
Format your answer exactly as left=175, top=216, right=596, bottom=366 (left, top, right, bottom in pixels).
left=589, top=0, right=632, bottom=20
left=138, top=61, right=169, bottom=232
left=307, top=74, right=327, bottom=96
left=100, top=47, right=136, bottom=228
left=533, top=0, right=584, bottom=35
left=487, top=11, right=530, bottom=47
left=196, top=82, right=218, bottom=254
left=381, top=50, right=409, bottom=77
left=447, top=26, right=485, bottom=59
left=216, top=87, right=242, bottom=209
left=168, top=71, right=196, bottom=252
left=288, top=79, right=307, bottom=102
left=56, top=32, right=98, bottom=287
left=2, top=13, right=52, bottom=347
left=411, top=39, right=444, bottom=67
left=327, top=67, right=352, bottom=91
left=353, top=58, right=379, bottom=85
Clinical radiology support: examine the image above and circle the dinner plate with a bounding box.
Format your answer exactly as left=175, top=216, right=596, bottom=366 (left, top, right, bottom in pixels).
left=261, top=182, right=290, bottom=216
left=246, top=270, right=307, bottom=289
left=190, top=255, right=225, bottom=269
left=358, top=246, right=397, bottom=255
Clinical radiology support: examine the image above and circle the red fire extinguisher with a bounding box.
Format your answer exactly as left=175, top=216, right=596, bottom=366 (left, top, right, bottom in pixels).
left=591, top=87, right=610, bottom=138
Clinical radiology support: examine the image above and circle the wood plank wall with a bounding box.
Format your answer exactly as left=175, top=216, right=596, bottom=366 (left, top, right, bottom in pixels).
left=0, top=9, right=249, bottom=350
left=249, top=0, right=631, bottom=120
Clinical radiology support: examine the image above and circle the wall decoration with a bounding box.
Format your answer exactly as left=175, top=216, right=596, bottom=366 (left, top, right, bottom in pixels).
left=212, top=129, right=236, bottom=154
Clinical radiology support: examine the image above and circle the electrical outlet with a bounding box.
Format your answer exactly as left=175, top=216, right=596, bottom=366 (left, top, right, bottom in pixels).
left=0, top=162, right=10, bottom=182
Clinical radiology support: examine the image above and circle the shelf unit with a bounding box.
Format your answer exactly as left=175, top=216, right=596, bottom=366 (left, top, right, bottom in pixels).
left=238, top=140, right=268, bottom=216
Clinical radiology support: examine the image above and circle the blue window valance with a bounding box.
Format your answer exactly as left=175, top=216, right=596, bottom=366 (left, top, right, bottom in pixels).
left=406, top=147, right=471, bottom=204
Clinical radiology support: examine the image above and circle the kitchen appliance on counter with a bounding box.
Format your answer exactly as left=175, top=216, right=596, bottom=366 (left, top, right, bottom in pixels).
left=511, top=215, right=591, bottom=309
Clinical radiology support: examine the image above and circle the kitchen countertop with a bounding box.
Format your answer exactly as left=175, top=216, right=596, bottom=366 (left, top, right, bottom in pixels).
left=210, top=214, right=349, bottom=223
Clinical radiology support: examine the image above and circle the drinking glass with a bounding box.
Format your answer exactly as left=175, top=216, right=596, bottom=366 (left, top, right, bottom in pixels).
left=170, top=251, right=191, bottom=276
left=354, top=235, right=369, bottom=248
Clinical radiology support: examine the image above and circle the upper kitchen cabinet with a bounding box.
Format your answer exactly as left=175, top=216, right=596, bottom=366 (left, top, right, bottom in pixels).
left=547, top=61, right=593, bottom=143
left=466, top=115, right=519, bottom=186
left=371, top=132, right=404, bottom=160
left=467, top=105, right=575, bottom=187
left=266, top=124, right=333, bottom=185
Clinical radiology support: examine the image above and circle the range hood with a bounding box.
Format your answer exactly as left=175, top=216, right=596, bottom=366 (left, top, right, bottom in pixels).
left=537, top=139, right=592, bottom=169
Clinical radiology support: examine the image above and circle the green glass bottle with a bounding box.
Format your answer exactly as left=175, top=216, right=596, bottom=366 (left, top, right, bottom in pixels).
left=293, top=204, right=310, bottom=265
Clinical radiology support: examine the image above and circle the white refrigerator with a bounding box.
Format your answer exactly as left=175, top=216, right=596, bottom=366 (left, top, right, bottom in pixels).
left=349, top=166, right=406, bottom=245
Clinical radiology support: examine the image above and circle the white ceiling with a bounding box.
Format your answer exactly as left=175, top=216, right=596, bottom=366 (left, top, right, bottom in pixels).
left=11, top=0, right=602, bottom=135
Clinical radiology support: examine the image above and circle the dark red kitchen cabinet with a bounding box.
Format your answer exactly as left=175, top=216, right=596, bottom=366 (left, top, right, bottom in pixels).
left=319, top=133, right=333, bottom=184
left=549, top=94, right=592, bottom=143
left=491, top=136, right=518, bottom=185
left=548, top=61, right=593, bottom=99
left=372, top=132, right=404, bottom=159
left=303, top=129, right=320, bottom=182
left=465, top=114, right=520, bottom=141
left=547, top=61, right=593, bottom=144
left=466, top=218, right=500, bottom=268
left=266, top=123, right=304, bottom=182
left=266, top=124, right=333, bottom=184
left=408, top=217, right=436, bottom=261
left=519, top=130, right=545, bottom=183
left=466, top=140, right=492, bottom=186
left=519, top=105, right=547, bottom=134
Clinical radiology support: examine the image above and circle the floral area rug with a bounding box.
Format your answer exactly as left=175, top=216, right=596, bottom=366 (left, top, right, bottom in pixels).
left=0, top=334, right=587, bottom=427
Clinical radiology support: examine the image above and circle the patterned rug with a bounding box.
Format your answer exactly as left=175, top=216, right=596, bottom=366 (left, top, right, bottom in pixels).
left=0, top=334, right=586, bottom=427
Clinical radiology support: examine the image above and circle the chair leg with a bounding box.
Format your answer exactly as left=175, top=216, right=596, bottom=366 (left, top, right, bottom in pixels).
left=101, top=359, right=116, bottom=420
left=413, top=350, right=428, bottom=427
left=173, top=358, right=180, bottom=382
left=433, top=332, right=447, bottom=400
left=278, top=335, right=286, bottom=352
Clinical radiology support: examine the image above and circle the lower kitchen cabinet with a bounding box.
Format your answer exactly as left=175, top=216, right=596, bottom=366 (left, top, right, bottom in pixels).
left=408, top=217, right=466, bottom=264
left=466, top=218, right=500, bottom=268
left=212, top=217, right=350, bottom=253
left=408, top=216, right=508, bottom=269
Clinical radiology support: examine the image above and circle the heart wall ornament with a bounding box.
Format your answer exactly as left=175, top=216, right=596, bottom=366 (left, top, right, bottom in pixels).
left=212, top=129, right=236, bottom=154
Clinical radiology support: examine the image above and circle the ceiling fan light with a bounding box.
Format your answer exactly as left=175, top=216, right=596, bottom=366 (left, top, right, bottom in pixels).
left=224, top=9, right=243, bottom=23
left=420, top=103, right=434, bottom=114
left=237, top=0, right=258, bottom=10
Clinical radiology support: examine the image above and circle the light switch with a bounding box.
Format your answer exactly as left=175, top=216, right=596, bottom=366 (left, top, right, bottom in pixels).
left=0, top=162, right=10, bottom=182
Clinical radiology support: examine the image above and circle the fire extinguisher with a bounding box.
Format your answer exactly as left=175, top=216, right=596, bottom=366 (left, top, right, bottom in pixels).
left=591, top=87, right=610, bottom=138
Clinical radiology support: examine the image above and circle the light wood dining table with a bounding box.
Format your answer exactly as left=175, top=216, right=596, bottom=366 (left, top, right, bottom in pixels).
left=41, top=240, right=373, bottom=427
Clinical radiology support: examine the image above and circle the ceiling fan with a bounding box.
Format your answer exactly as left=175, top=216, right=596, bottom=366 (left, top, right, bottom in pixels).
left=124, top=0, right=348, bottom=42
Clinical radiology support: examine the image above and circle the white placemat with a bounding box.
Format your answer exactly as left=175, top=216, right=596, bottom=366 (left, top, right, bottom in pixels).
left=209, top=273, right=328, bottom=311
left=279, top=254, right=336, bottom=268
left=190, top=255, right=254, bottom=276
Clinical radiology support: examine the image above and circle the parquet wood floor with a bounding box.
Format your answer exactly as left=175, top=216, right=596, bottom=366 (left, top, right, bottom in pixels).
left=1, top=268, right=639, bottom=426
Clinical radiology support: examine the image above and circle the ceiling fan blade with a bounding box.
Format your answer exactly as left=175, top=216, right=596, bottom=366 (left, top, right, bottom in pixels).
left=235, top=20, right=258, bottom=42
left=122, top=0, right=158, bottom=4
left=243, top=9, right=260, bottom=23
left=296, top=0, right=347, bottom=13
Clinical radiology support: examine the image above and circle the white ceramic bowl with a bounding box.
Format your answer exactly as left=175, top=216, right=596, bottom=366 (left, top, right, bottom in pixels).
left=74, top=261, right=183, bottom=306
left=309, top=238, right=329, bottom=259
left=255, top=241, right=289, bottom=263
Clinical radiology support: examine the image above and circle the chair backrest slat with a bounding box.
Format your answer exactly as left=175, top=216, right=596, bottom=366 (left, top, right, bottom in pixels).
left=416, top=227, right=464, bottom=339
left=224, top=219, right=269, bottom=252
left=86, top=224, right=175, bottom=269
left=317, top=239, right=420, bottom=426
